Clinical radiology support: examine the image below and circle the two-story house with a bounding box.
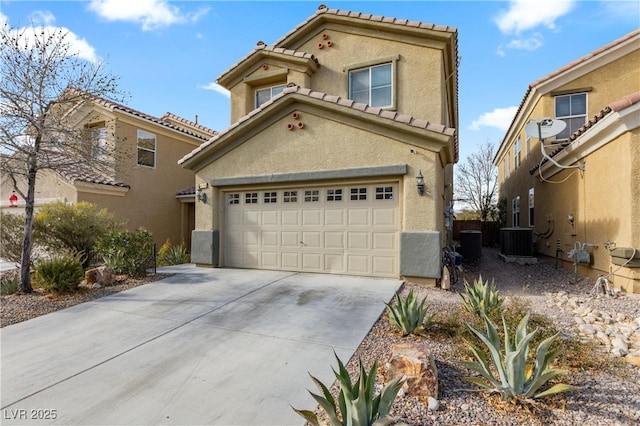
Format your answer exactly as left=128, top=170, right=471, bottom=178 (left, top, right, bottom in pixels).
left=1, top=93, right=218, bottom=249
left=494, top=29, right=640, bottom=293
left=179, top=5, right=459, bottom=284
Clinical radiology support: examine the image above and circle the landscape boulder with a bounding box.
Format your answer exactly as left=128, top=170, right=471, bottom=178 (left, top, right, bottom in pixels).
left=84, top=266, right=116, bottom=287
left=385, top=342, right=438, bottom=399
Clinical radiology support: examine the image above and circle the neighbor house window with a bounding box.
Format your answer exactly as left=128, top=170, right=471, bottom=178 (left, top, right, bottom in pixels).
left=349, top=63, right=392, bottom=107
left=512, top=196, right=520, bottom=227
left=88, top=124, right=106, bottom=158
left=514, top=137, right=521, bottom=169
left=555, top=93, right=587, bottom=140
left=255, top=84, right=286, bottom=108
left=137, top=129, right=156, bottom=168
left=528, top=188, right=534, bottom=227
left=525, top=136, right=531, bottom=157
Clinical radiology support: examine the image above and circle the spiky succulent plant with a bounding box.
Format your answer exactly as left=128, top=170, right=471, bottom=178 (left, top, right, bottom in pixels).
left=459, top=276, right=504, bottom=318
left=385, top=289, right=435, bottom=336
left=462, top=312, right=578, bottom=401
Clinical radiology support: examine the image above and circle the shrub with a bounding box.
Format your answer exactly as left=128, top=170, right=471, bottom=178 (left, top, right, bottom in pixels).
left=462, top=312, right=578, bottom=401
left=385, top=289, right=435, bottom=336
left=34, top=201, right=124, bottom=265
left=292, top=352, right=404, bottom=426
left=459, top=276, right=504, bottom=318
left=95, top=228, right=154, bottom=278
left=0, top=271, right=20, bottom=295
left=0, top=212, right=45, bottom=264
left=34, top=253, right=84, bottom=293
left=158, top=240, right=190, bottom=266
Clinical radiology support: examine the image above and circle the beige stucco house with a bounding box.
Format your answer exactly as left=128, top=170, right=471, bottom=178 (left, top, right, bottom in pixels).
left=180, top=6, right=459, bottom=284
left=494, top=29, right=640, bottom=293
left=1, top=95, right=217, bottom=248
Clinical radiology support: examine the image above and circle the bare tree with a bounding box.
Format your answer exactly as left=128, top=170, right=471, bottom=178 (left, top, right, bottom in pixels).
left=455, top=141, right=498, bottom=221
left=0, top=24, right=122, bottom=293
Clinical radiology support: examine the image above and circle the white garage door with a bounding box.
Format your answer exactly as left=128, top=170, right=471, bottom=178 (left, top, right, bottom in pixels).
left=224, top=183, right=399, bottom=277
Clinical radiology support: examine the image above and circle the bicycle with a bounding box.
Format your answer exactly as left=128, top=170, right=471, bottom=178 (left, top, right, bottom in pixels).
left=442, top=245, right=462, bottom=286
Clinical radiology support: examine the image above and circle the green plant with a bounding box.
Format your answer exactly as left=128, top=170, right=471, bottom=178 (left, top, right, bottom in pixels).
left=34, top=201, right=124, bottom=266
left=292, top=352, right=404, bottom=426
left=385, top=289, right=435, bottom=336
left=0, top=272, right=20, bottom=295
left=462, top=312, right=578, bottom=401
left=34, top=253, right=84, bottom=293
left=459, top=276, right=504, bottom=318
left=157, top=240, right=190, bottom=266
left=95, top=228, right=154, bottom=278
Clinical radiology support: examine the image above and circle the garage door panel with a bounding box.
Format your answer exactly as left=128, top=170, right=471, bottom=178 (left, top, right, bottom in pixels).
left=373, top=232, right=396, bottom=250
left=261, top=231, right=279, bottom=247
left=373, top=208, right=397, bottom=226
left=324, top=209, right=345, bottom=226
left=302, top=210, right=321, bottom=226
left=282, top=210, right=299, bottom=226
left=261, top=252, right=279, bottom=268
left=347, top=208, right=370, bottom=226
left=243, top=251, right=259, bottom=268
left=302, top=253, right=322, bottom=270
left=243, top=230, right=260, bottom=246
left=301, top=231, right=321, bottom=248
left=324, top=254, right=345, bottom=273
left=243, top=211, right=259, bottom=225
left=281, top=252, right=300, bottom=269
left=372, top=256, right=395, bottom=276
left=325, top=231, right=344, bottom=249
left=281, top=231, right=300, bottom=248
left=261, top=210, right=279, bottom=226
left=347, top=255, right=369, bottom=274
left=348, top=232, right=369, bottom=250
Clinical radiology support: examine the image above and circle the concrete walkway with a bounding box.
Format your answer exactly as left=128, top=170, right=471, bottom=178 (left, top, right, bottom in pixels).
left=0, top=266, right=402, bottom=425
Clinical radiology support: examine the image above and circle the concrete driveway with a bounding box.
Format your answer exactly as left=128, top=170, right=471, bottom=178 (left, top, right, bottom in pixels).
left=1, top=266, right=402, bottom=425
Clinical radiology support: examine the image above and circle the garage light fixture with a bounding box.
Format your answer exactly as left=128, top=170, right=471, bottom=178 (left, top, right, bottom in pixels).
left=196, top=187, right=207, bottom=203
left=416, top=170, right=425, bottom=196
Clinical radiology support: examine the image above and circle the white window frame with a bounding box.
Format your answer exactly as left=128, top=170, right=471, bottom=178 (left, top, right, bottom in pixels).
left=346, top=56, right=398, bottom=109
left=137, top=129, right=156, bottom=168
left=525, top=136, right=531, bottom=157
left=89, top=124, right=106, bottom=158
left=514, top=137, right=521, bottom=169
left=528, top=188, right=534, bottom=227
left=512, top=196, right=520, bottom=227
left=255, top=84, right=286, bottom=108
left=554, top=92, right=587, bottom=140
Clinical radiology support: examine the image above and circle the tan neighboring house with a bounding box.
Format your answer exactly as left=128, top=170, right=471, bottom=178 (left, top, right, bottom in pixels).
left=1, top=95, right=218, bottom=249
left=494, top=29, right=640, bottom=293
left=179, top=5, right=459, bottom=283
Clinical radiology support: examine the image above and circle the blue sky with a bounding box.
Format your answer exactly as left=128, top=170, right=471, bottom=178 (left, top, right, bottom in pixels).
left=1, top=0, right=638, bottom=163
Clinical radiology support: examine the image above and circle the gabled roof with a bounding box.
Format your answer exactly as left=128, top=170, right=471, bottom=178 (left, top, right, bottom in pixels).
left=496, top=29, right=640, bottom=163
left=159, top=112, right=219, bottom=139
left=179, top=85, right=456, bottom=170
left=41, top=151, right=130, bottom=188
left=217, top=45, right=320, bottom=88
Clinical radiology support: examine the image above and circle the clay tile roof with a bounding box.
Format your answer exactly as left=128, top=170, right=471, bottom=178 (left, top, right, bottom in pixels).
left=159, top=112, right=218, bottom=137
left=176, top=186, right=195, bottom=196
left=179, top=85, right=456, bottom=165
left=529, top=91, right=640, bottom=175
left=42, top=151, right=130, bottom=188
left=75, top=92, right=214, bottom=141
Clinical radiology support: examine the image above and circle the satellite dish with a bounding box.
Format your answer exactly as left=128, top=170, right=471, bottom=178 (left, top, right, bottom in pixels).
left=525, top=118, right=566, bottom=140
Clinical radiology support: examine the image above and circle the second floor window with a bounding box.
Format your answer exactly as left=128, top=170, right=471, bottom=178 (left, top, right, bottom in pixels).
left=514, top=137, right=521, bottom=169
left=555, top=93, right=587, bottom=140
left=137, top=129, right=156, bottom=168
left=349, top=63, right=392, bottom=107
left=255, top=84, right=286, bottom=108
left=88, top=124, right=106, bottom=158
left=512, top=196, right=520, bottom=227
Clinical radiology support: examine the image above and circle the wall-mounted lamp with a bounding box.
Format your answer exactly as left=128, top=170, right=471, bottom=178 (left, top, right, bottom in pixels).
left=196, top=187, right=207, bottom=203
left=9, top=191, right=18, bottom=207
left=416, top=170, right=425, bottom=196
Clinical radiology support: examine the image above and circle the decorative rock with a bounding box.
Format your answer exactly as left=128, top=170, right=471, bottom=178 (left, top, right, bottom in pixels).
left=385, top=342, right=438, bottom=399
left=85, top=266, right=116, bottom=287
left=611, top=337, right=629, bottom=353
left=579, top=324, right=596, bottom=335
left=625, top=356, right=640, bottom=367
left=574, top=317, right=585, bottom=325
left=427, top=396, right=439, bottom=411
left=612, top=347, right=627, bottom=358
left=92, top=283, right=101, bottom=289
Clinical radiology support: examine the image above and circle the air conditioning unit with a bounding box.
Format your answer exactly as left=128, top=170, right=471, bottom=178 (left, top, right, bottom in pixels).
left=500, top=228, right=533, bottom=257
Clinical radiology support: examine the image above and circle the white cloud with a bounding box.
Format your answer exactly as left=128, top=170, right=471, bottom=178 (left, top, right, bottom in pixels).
left=29, top=10, right=56, bottom=26
left=506, top=33, right=544, bottom=51
left=201, top=82, right=230, bottom=98
left=494, top=0, right=575, bottom=35
left=88, top=0, right=209, bottom=31
left=470, top=107, right=518, bottom=132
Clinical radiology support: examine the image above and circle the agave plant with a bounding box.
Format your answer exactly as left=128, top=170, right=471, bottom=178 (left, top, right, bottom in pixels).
left=462, top=312, right=578, bottom=401
left=385, top=289, right=435, bottom=336
left=459, top=276, right=504, bottom=318
left=292, top=352, right=404, bottom=426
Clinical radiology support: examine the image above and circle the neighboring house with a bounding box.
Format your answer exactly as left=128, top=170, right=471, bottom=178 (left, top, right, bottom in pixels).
left=494, top=29, right=640, bottom=293
left=1, top=94, right=218, bottom=249
left=179, top=5, right=459, bottom=284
